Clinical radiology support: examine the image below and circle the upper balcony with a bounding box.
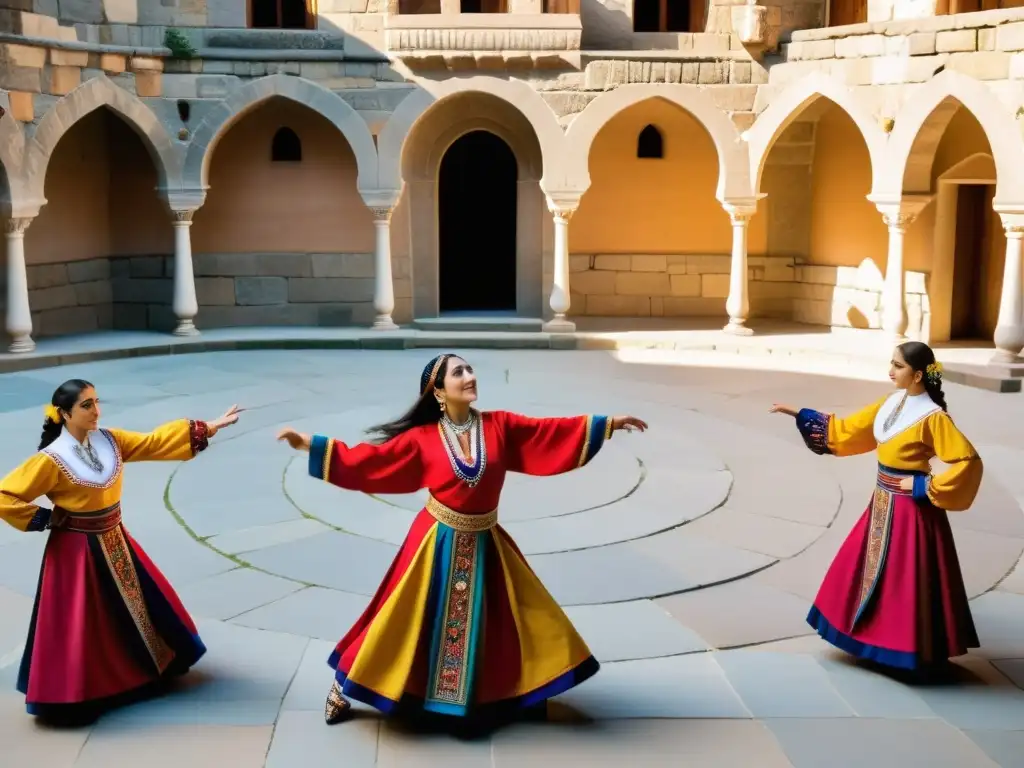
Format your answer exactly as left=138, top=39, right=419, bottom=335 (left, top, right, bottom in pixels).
left=383, top=2, right=582, bottom=71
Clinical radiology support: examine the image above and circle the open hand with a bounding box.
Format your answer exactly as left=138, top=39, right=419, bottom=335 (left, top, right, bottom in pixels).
left=769, top=404, right=798, bottom=417
left=611, top=415, right=648, bottom=433
left=208, top=405, right=244, bottom=436
left=276, top=427, right=311, bottom=452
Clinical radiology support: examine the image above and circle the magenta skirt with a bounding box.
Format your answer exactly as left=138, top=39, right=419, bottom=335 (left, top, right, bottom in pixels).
left=807, top=465, right=979, bottom=670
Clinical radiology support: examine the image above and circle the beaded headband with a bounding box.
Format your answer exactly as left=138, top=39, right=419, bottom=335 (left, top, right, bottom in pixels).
left=420, top=354, right=452, bottom=396
left=925, top=361, right=943, bottom=386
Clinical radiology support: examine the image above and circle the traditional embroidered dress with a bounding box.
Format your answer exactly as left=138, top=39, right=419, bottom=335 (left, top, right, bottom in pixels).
left=795, top=391, right=983, bottom=670
left=310, top=409, right=612, bottom=718
left=0, top=420, right=212, bottom=719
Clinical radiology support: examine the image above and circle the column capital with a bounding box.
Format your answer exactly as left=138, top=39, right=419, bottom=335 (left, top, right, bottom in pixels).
left=996, top=209, right=1024, bottom=234
left=869, top=194, right=932, bottom=228
left=171, top=209, right=196, bottom=225
left=162, top=188, right=207, bottom=212
left=369, top=207, right=393, bottom=222
left=545, top=192, right=582, bottom=220
left=360, top=189, right=402, bottom=213
left=4, top=217, right=33, bottom=235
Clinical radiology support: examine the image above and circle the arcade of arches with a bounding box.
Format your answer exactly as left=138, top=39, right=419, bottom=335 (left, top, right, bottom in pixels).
left=0, top=88, right=1019, bottom=361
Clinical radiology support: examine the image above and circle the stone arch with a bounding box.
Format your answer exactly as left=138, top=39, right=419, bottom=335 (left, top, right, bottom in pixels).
left=377, top=77, right=567, bottom=194
left=184, top=74, right=378, bottom=193
left=0, top=90, right=31, bottom=214
left=744, top=72, right=886, bottom=194
left=24, top=76, right=180, bottom=201
left=883, top=70, right=1024, bottom=203
left=563, top=84, right=752, bottom=201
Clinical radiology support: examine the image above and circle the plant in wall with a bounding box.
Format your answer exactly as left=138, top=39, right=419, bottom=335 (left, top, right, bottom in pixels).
left=164, top=28, right=197, bottom=60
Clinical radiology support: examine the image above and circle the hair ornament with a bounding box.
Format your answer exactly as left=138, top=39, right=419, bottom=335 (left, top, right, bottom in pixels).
left=925, top=361, right=943, bottom=385
left=43, top=404, right=61, bottom=424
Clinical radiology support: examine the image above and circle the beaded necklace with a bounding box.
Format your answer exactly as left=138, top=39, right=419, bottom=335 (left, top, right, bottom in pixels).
left=438, top=410, right=487, bottom=487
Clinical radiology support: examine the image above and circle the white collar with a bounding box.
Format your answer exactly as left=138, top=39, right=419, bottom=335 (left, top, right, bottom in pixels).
left=42, top=428, right=122, bottom=488
left=873, top=390, right=940, bottom=444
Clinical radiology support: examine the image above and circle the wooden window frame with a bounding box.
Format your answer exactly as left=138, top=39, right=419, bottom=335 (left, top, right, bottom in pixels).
left=247, top=0, right=317, bottom=30
left=633, top=0, right=705, bottom=34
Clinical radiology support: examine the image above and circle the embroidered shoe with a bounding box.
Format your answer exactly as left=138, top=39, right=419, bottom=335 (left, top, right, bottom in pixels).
left=324, top=682, right=352, bottom=725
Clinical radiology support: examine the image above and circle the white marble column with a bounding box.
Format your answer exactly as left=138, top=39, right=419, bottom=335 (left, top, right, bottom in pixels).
left=543, top=202, right=577, bottom=334
left=370, top=206, right=398, bottom=331
left=874, top=197, right=928, bottom=342
left=171, top=210, right=199, bottom=336
left=723, top=204, right=756, bottom=336
left=993, top=220, right=1024, bottom=362
left=5, top=217, right=35, bottom=353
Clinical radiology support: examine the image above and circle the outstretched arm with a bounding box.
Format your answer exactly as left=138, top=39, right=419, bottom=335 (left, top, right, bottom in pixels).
left=0, top=453, right=60, bottom=532
left=108, top=405, right=243, bottom=463
left=278, top=427, right=426, bottom=495
left=499, top=411, right=647, bottom=476
left=771, top=399, right=884, bottom=458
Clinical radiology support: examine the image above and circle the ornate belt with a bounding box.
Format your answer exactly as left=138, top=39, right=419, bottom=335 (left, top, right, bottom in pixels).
left=425, top=494, right=497, bottom=532
left=60, top=502, right=122, bottom=534
left=876, top=464, right=925, bottom=496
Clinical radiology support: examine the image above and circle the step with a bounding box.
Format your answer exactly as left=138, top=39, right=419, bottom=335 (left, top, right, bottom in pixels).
left=413, top=317, right=545, bottom=332
left=942, top=363, right=1023, bottom=394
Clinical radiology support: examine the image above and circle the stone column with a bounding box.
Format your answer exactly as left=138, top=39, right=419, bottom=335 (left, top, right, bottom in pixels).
left=5, top=217, right=35, bottom=353
left=874, top=197, right=929, bottom=342
left=370, top=206, right=398, bottom=331
left=993, top=216, right=1024, bottom=362
left=171, top=210, right=199, bottom=336
left=723, top=202, right=757, bottom=336
left=543, top=199, right=578, bottom=334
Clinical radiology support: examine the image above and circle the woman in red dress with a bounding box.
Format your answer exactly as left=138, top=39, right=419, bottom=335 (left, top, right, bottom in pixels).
left=0, top=378, right=243, bottom=723
left=771, top=342, right=983, bottom=676
left=277, top=353, right=648, bottom=725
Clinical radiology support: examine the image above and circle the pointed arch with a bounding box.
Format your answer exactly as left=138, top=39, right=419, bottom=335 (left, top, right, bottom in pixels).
left=376, top=77, right=568, bottom=194
left=563, top=84, right=751, bottom=201
left=24, top=76, right=181, bottom=201
left=744, top=73, right=886, bottom=194
left=0, top=90, right=32, bottom=214
left=183, top=74, right=378, bottom=193
left=883, top=70, right=1024, bottom=203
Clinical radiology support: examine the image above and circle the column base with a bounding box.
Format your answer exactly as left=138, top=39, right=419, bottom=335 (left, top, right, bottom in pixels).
left=991, top=348, right=1022, bottom=364
left=722, top=320, right=754, bottom=336
left=542, top=317, right=576, bottom=334
left=371, top=316, right=399, bottom=331
left=173, top=320, right=200, bottom=337
left=8, top=335, right=35, bottom=353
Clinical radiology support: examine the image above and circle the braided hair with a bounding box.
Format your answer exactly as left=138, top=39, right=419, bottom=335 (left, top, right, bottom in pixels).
left=897, top=341, right=947, bottom=412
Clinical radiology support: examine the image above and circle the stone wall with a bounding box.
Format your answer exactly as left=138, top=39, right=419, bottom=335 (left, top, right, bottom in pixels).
left=568, top=253, right=796, bottom=318
left=792, top=265, right=930, bottom=335
left=21, top=251, right=403, bottom=338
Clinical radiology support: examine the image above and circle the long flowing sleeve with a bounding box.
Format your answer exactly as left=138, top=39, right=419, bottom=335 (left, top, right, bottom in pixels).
left=0, top=453, right=59, bottom=532
left=498, top=411, right=612, bottom=476
left=308, top=430, right=426, bottom=495
left=795, top=399, right=885, bottom=457
left=106, top=420, right=210, bottom=462
left=913, top=412, right=983, bottom=512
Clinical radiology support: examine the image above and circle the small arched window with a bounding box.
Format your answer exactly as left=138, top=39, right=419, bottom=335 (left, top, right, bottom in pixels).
left=271, top=127, right=302, bottom=163
left=637, top=124, right=664, bottom=159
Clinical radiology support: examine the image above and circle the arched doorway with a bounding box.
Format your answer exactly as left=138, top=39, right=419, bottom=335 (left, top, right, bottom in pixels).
left=438, top=130, right=518, bottom=313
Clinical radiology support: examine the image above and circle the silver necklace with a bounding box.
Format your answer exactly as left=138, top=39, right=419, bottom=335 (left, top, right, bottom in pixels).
left=439, top=413, right=487, bottom=487
left=882, top=391, right=909, bottom=433
left=442, top=410, right=474, bottom=435
left=73, top=437, right=104, bottom=473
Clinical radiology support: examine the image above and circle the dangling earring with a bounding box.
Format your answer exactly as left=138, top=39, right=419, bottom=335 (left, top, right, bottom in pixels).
left=437, top=397, right=446, bottom=414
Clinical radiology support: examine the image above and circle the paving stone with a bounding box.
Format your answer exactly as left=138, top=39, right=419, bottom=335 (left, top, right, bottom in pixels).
left=172, top=567, right=304, bottom=621
left=206, top=518, right=328, bottom=555
left=266, top=711, right=379, bottom=767
left=814, top=655, right=938, bottom=718
left=765, top=718, right=999, bottom=767
left=714, top=651, right=855, bottom=718
left=563, top=599, right=709, bottom=661
left=912, top=656, right=1024, bottom=731
left=492, top=720, right=792, bottom=767
left=963, top=729, right=1024, bottom=767
left=0, top=691, right=92, bottom=768
left=231, top=586, right=370, bottom=642
left=378, top=722, right=494, bottom=767
left=75, top=723, right=273, bottom=768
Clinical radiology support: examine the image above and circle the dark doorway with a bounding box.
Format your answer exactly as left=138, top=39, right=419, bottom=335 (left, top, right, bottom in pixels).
left=950, top=183, right=1000, bottom=340
left=438, top=130, right=518, bottom=313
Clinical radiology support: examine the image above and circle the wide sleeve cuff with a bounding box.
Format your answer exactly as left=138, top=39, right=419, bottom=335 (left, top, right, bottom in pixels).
left=578, top=415, right=612, bottom=468
left=26, top=507, right=52, bottom=532
left=309, top=435, right=334, bottom=482
left=795, top=408, right=833, bottom=456
left=912, top=474, right=931, bottom=501
left=189, top=420, right=210, bottom=456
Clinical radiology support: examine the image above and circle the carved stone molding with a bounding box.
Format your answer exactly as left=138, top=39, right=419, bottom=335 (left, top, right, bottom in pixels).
left=172, top=210, right=195, bottom=225
left=369, top=207, right=393, bottom=222
left=4, top=217, right=31, bottom=236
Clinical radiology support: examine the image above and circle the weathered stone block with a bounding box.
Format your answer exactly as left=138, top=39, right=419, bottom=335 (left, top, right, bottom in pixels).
left=585, top=294, right=650, bottom=316
left=111, top=303, right=147, bottom=330
left=98, top=53, right=125, bottom=73
left=8, top=90, right=32, bottom=121
left=236, top=276, right=288, bottom=305
left=59, top=0, right=104, bottom=24
left=936, top=29, right=977, bottom=53
left=0, top=43, right=45, bottom=68
left=670, top=274, right=701, bottom=297
left=134, top=71, right=161, bottom=97
left=572, top=269, right=617, bottom=295
left=997, top=22, right=1024, bottom=52
left=50, top=49, right=88, bottom=67
left=195, top=277, right=236, bottom=306
left=194, top=252, right=313, bottom=278
left=698, top=61, right=728, bottom=85
left=569, top=255, right=590, bottom=273
left=310, top=252, right=374, bottom=279
left=28, top=263, right=68, bottom=290
left=130, top=256, right=165, bottom=278
left=47, top=65, right=81, bottom=96
left=701, top=273, right=729, bottom=298
left=631, top=255, right=667, bottom=272
left=662, top=297, right=724, bottom=316
left=593, top=254, right=630, bottom=271
left=288, top=277, right=374, bottom=303
left=112, top=277, right=172, bottom=304
left=36, top=306, right=100, bottom=337
left=31, top=284, right=78, bottom=311
left=615, top=271, right=670, bottom=296
left=74, top=279, right=112, bottom=305
left=0, top=65, right=41, bottom=92
left=947, top=52, right=1010, bottom=81
left=684, top=255, right=731, bottom=275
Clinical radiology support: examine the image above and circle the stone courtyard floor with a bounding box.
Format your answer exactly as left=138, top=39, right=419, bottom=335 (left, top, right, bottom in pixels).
left=1, top=346, right=1024, bottom=767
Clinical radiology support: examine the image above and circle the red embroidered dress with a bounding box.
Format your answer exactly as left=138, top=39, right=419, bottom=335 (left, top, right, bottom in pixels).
left=309, top=410, right=612, bottom=717
left=0, top=420, right=211, bottom=719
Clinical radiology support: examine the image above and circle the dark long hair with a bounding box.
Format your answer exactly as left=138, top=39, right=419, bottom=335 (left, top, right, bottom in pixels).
left=39, top=379, right=94, bottom=450
left=365, top=355, right=453, bottom=444
left=897, top=341, right=948, bottom=412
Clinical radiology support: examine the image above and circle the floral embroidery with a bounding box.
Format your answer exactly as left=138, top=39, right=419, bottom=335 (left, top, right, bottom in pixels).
left=189, top=420, right=210, bottom=456
left=44, top=429, right=123, bottom=489
left=429, top=532, right=478, bottom=706
left=26, top=507, right=52, bottom=532
left=98, top=526, right=176, bottom=672
left=796, top=409, right=833, bottom=456
left=854, top=482, right=897, bottom=626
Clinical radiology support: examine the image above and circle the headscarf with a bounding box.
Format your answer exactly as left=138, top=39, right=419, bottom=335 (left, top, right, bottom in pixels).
left=420, top=354, right=452, bottom=396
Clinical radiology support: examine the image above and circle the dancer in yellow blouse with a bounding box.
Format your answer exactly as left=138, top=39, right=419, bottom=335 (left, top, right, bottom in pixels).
left=0, top=378, right=242, bottom=723
left=771, top=341, right=982, bottom=674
